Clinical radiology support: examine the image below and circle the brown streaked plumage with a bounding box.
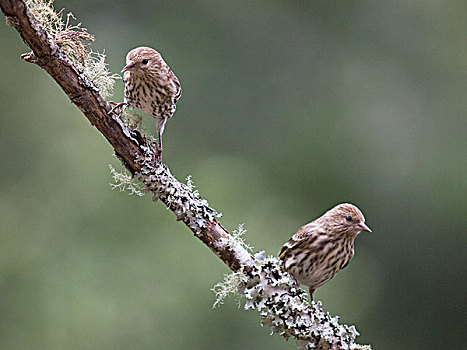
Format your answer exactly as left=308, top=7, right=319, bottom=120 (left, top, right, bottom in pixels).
left=117, top=46, right=181, bottom=163
left=279, top=203, right=371, bottom=299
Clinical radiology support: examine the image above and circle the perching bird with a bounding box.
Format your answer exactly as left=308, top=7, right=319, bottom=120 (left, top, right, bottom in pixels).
left=113, top=46, right=181, bottom=163
left=279, top=203, right=371, bottom=299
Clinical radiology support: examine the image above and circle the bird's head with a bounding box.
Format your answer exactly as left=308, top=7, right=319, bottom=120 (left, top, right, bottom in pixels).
left=322, top=203, right=372, bottom=238
left=122, top=47, right=164, bottom=75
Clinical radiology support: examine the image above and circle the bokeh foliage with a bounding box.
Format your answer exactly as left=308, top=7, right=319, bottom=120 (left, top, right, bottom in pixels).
left=1, top=1, right=466, bottom=349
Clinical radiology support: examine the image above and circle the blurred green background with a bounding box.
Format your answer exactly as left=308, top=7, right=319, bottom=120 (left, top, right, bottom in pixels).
left=1, top=1, right=466, bottom=349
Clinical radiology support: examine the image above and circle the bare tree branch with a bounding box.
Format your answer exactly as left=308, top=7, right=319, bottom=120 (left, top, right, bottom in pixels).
left=0, top=1, right=371, bottom=349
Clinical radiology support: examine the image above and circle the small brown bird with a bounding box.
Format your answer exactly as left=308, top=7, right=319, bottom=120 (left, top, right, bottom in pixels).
left=114, top=46, right=181, bottom=163
left=279, top=203, right=371, bottom=299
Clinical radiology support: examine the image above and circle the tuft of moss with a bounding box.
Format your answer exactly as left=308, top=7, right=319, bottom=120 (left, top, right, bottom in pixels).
left=25, top=0, right=120, bottom=98
left=25, top=1, right=94, bottom=66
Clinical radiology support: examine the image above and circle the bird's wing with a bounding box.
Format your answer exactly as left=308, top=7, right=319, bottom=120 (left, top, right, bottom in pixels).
left=278, top=242, right=290, bottom=260
left=169, top=69, right=182, bottom=102
left=340, top=260, right=351, bottom=270
left=279, top=223, right=317, bottom=260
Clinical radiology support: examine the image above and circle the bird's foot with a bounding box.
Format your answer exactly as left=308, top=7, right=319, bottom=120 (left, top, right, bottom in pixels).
left=309, top=288, right=315, bottom=301
left=152, top=141, right=163, bottom=165
left=291, top=275, right=301, bottom=290
left=109, top=101, right=126, bottom=115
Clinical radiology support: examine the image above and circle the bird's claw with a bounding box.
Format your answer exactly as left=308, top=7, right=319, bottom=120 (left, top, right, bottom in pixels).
left=291, top=275, right=301, bottom=290
left=152, top=141, right=163, bottom=165
left=109, top=101, right=126, bottom=115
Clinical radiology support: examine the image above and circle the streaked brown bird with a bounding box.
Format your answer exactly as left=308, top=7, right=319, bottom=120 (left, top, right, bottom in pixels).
left=114, top=46, right=181, bottom=163
left=279, top=203, right=371, bottom=299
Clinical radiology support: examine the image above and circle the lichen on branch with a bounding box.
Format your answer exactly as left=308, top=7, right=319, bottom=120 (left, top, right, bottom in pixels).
left=213, top=251, right=371, bottom=350
left=24, top=0, right=120, bottom=98
left=0, top=1, right=372, bottom=349
left=25, top=0, right=94, bottom=65
left=136, top=156, right=223, bottom=235
left=109, top=164, right=144, bottom=196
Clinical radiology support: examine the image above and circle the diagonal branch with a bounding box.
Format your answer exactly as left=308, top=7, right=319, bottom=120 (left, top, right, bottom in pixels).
left=0, top=1, right=371, bottom=349
left=0, top=0, right=252, bottom=273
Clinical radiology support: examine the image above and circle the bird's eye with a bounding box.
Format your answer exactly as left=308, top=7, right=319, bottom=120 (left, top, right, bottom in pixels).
left=142, top=59, right=149, bottom=65
left=345, top=216, right=352, bottom=222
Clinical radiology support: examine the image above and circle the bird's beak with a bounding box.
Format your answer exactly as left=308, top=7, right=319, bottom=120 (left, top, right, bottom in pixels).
left=121, top=61, right=135, bottom=73
left=357, top=221, right=372, bottom=233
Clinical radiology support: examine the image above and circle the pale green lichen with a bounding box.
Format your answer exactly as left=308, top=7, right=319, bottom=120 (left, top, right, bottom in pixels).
left=83, top=51, right=121, bottom=98
left=25, top=0, right=94, bottom=66
left=245, top=252, right=371, bottom=350
left=120, top=109, right=143, bottom=132
left=227, top=223, right=253, bottom=253
left=212, top=269, right=246, bottom=308
left=136, top=157, right=222, bottom=234
left=213, top=251, right=371, bottom=350
left=109, top=165, right=144, bottom=196
left=351, top=346, right=372, bottom=350
left=119, top=109, right=159, bottom=143
left=25, top=0, right=119, bottom=98
left=185, top=175, right=198, bottom=194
